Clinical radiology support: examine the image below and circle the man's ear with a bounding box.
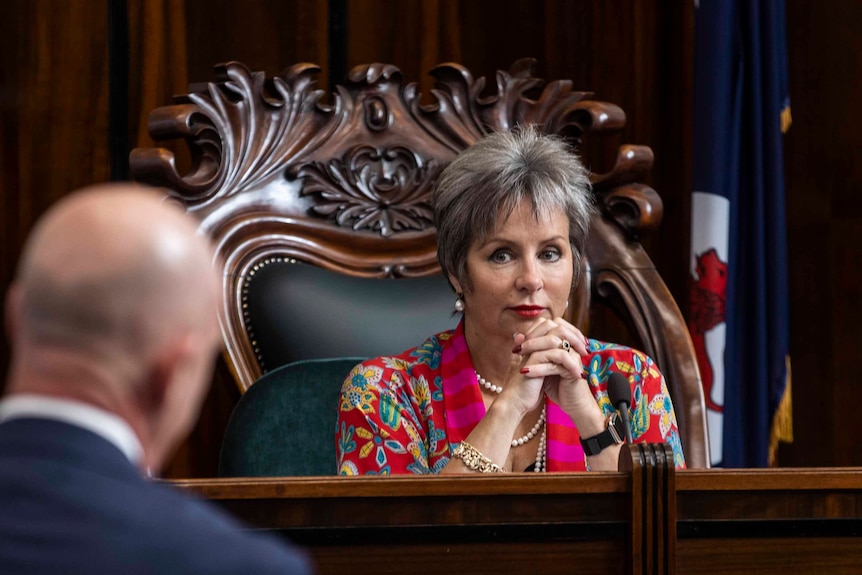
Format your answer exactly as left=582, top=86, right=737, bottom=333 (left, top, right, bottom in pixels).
left=141, top=335, right=194, bottom=411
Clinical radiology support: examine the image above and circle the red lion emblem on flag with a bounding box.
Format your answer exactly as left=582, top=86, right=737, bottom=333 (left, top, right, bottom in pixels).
left=688, top=248, right=727, bottom=412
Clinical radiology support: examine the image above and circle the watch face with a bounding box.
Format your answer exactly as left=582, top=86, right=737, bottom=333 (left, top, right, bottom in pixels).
left=610, top=413, right=625, bottom=444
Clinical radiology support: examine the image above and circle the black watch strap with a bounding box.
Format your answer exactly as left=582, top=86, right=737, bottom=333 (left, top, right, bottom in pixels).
left=579, top=413, right=624, bottom=456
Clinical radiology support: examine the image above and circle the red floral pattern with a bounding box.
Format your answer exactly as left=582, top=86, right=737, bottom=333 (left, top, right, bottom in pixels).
left=337, top=322, right=686, bottom=475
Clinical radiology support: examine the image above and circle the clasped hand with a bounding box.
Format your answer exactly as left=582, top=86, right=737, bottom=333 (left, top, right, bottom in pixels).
left=509, top=317, right=602, bottom=430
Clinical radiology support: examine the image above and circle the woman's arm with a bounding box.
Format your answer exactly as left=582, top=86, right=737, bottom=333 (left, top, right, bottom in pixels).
left=625, top=350, right=687, bottom=469
left=337, top=362, right=434, bottom=475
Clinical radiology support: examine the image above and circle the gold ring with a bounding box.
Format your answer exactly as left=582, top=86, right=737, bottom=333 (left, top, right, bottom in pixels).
left=560, top=339, right=572, bottom=352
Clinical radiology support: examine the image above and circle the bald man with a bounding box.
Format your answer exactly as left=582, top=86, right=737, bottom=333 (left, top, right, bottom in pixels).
left=0, top=185, right=312, bottom=574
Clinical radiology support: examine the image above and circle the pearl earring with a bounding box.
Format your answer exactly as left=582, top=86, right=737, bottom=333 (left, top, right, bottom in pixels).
left=454, top=294, right=465, bottom=313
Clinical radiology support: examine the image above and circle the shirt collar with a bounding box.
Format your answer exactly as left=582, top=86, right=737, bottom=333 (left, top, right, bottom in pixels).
left=0, top=394, right=144, bottom=466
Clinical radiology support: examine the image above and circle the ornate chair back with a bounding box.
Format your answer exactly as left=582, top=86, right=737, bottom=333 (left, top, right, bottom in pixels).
left=130, top=59, right=710, bottom=468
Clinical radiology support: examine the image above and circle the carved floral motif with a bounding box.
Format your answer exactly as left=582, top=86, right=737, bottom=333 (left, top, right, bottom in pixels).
left=297, top=146, right=437, bottom=237
left=130, top=58, right=661, bottom=238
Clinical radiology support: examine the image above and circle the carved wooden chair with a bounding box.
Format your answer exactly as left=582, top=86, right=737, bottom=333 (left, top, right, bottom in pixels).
left=130, top=59, right=710, bottom=471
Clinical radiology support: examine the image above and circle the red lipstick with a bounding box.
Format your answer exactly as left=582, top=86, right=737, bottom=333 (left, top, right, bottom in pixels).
left=510, top=305, right=544, bottom=318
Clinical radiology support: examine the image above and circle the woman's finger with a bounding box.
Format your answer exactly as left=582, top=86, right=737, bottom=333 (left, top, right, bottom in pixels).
left=519, top=350, right=585, bottom=380
left=514, top=329, right=589, bottom=358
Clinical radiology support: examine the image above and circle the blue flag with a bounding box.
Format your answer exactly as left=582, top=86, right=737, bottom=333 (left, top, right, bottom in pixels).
left=689, top=0, right=792, bottom=467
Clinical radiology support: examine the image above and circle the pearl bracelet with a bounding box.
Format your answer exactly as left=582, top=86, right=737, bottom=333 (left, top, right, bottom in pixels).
left=452, top=441, right=505, bottom=473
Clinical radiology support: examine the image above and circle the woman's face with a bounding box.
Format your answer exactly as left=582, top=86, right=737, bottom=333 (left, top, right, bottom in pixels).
left=450, top=198, right=574, bottom=341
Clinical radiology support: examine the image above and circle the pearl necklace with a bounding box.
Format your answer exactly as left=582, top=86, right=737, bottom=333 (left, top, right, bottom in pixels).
left=476, top=370, right=503, bottom=394
left=512, top=406, right=546, bottom=447
left=534, top=423, right=547, bottom=473
left=475, top=371, right=546, bottom=448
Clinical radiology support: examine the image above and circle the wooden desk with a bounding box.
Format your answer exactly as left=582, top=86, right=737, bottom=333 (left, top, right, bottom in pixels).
left=676, top=468, right=862, bottom=573
left=175, top=473, right=633, bottom=575
left=172, top=447, right=862, bottom=575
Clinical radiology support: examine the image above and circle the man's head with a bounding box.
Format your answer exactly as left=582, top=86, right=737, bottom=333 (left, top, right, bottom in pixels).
left=4, top=184, right=222, bottom=471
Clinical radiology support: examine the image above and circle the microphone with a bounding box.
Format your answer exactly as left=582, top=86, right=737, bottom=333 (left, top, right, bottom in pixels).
left=607, top=372, right=634, bottom=444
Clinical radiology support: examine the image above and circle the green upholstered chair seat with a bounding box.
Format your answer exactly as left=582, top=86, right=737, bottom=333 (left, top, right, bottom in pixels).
left=218, top=357, right=365, bottom=477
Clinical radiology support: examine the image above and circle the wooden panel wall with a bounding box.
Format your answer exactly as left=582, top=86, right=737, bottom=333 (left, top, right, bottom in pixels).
left=0, top=0, right=113, bottom=387
left=778, top=0, right=862, bottom=467
left=0, top=0, right=857, bottom=475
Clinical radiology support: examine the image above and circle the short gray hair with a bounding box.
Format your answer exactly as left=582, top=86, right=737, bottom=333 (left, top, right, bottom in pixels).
left=433, top=125, right=594, bottom=290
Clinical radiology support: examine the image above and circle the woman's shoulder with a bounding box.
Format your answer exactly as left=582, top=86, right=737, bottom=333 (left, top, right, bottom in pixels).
left=344, top=329, right=455, bottom=384
left=584, top=339, right=661, bottom=379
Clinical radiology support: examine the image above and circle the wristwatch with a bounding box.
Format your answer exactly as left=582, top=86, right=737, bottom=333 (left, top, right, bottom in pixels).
left=579, top=412, right=626, bottom=456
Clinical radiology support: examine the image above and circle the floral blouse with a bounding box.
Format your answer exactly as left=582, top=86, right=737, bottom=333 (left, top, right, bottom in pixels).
left=336, top=321, right=686, bottom=475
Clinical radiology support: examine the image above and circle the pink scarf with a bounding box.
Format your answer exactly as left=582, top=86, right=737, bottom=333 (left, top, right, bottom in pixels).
left=441, top=322, right=587, bottom=471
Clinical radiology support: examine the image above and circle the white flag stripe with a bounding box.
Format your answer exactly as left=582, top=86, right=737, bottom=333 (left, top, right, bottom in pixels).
left=691, top=191, right=730, bottom=266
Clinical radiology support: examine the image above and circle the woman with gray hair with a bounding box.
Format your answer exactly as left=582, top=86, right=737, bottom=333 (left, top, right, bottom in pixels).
left=337, top=126, right=685, bottom=475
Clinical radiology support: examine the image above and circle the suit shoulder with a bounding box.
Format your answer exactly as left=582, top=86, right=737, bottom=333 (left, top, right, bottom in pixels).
left=128, top=482, right=315, bottom=574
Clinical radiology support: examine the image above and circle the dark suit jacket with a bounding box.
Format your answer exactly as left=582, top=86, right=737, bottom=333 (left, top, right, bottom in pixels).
left=0, top=417, right=313, bottom=575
